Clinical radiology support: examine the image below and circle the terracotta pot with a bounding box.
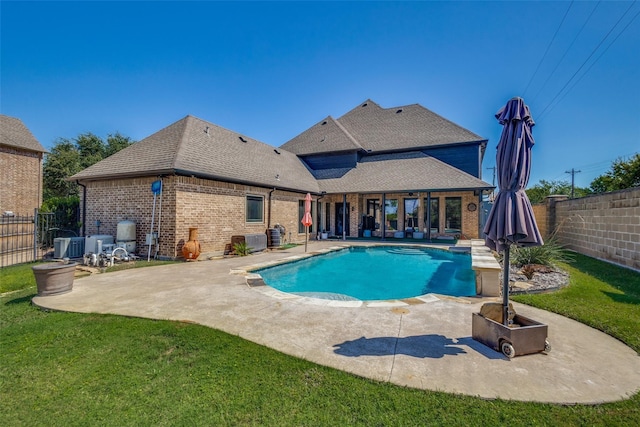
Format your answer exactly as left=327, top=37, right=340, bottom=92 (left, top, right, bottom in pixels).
left=32, top=262, right=77, bottom=296
left=182, top=227, right=201, bottom=260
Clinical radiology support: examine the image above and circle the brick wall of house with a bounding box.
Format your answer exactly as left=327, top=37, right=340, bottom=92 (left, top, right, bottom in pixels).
left=174, top=177, right=313, bottom=254
left=81, top=175, right=485, bottom=258
left=0, top=146, right=43, bottom=215
left=81, top=176, right=173, bottom=257
left=82, top=175, right=315, bottom=259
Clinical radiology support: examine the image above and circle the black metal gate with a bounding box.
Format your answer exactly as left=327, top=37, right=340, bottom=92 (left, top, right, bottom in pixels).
left=0, top=209, right=79, bottom=268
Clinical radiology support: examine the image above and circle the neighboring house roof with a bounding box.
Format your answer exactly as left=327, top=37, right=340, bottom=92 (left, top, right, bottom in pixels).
left=281, top=99, right=486, bottom=156
left=70, top=115, right=320, bottom=193
left=316, top=152, right=492, bottom=194
left=0, top=115, right=47, bottom=153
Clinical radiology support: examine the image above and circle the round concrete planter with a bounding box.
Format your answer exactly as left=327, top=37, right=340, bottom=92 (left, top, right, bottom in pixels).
left=32, top=262, right=77, bottom=296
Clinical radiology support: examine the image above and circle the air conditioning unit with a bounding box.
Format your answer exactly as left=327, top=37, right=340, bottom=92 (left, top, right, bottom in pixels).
left=54, top=237, right=85, bottom=259
left=54, top=238, right=69, bottom=259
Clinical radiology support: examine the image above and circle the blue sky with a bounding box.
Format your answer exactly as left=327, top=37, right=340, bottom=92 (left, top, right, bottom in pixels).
left=2, top=1, right=639, bottom=189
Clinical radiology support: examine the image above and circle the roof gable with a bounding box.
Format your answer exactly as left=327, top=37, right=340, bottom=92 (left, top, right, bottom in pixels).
left=337, top=99, right=485, bottom=153
left=280, top=99, right=486, bottom=156
left=0, top=115, right=46, bottom=153
left=280, top=116, right=362, bottom=155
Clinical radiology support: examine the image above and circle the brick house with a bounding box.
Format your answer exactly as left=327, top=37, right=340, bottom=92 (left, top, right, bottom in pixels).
left=70, top=100, right=492, bottom=258
left=0, top=115, right=47, bottom=216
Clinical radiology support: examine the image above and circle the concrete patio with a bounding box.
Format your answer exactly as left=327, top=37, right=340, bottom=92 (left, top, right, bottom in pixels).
left=32, top=240, right=640, bottom=404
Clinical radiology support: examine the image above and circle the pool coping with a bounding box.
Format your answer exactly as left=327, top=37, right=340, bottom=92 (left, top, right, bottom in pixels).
left=231, top=242, right=485, bottom=307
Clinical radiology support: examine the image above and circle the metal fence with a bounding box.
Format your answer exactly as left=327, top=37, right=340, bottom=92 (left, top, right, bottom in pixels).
left=0, top=210, right=78, bottom=268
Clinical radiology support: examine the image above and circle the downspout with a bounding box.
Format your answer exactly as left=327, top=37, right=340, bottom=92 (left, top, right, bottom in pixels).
left=155, top=176, right=163, bottom=259
left=267, top=188, right=276, bottom=229
left=76, top=180, right=87, bottom=237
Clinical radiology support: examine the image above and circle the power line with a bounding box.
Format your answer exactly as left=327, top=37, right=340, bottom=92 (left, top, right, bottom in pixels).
left=531, top=1, right=601, bottom=104
left=537, top=1, right=638, bottom=121
left=538, top=6, right=640, bottom=120
left=523, top=1, right=575, bottom=97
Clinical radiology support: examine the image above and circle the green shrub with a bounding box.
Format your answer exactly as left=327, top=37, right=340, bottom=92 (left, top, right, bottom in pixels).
left=233, top=242, right=252, bottom=256
left=509, top=236, right=573, bottom=267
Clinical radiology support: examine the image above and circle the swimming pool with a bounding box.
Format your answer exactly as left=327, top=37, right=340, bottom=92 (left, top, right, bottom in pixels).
left=255, top=246, right=476, bottom=301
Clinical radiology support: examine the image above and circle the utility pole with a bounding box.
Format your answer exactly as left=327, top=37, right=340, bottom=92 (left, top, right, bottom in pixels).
left=565, top=168, right=581, bottom=199
left=486, top=166, right=497, bottom=200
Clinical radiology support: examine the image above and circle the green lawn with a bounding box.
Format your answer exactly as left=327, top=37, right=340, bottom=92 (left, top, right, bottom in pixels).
left=1, top=254, right=639, bottom=426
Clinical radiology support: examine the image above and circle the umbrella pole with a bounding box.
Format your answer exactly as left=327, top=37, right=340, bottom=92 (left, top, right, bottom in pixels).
left=305, top=226, right=308, bottom=252
left=503, top=246, right=510, bottom=326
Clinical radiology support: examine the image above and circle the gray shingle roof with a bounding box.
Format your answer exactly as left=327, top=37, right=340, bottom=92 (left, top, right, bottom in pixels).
left=0, top=115, right=46, bottom=153
left=70, top=115, right=320, bottom=193
left=281, top=99, right=486, bottom=155
left=280, top=116, right=362, bottom=155
left=316, top=151, right=492, bottom=194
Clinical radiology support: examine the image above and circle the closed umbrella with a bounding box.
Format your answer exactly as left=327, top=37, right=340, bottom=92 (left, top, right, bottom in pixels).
left=483, top=97, right=543, bottom=326
left=302, top=193, right=313, bottom=252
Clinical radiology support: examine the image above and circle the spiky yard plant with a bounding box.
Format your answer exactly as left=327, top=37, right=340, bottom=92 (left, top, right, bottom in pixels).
left=509, top=236, right=573, bottom=268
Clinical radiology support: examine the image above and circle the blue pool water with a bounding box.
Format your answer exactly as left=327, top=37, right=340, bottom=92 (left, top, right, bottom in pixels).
left=256, top=246, right=476, bottom=301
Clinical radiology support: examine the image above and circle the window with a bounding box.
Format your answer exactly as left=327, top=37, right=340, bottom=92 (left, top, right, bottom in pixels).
left=316, top=202, right=323, bottom=232
left=366, top=199, right=380, bottom=231
left=424, top=197, right=439, bottom=233
left=325, top=203, right=331, bottom=233
left=298, top=200, right=315, bottom=233
left=404, top=198, right=418, bottom=231
left=246, top=195, right=264, bottom=223
left=385, top=199, right=398, bottom=231
left=445, top=197, right=462, bottom=234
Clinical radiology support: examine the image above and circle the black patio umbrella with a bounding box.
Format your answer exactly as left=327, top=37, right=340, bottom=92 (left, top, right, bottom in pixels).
left=483, top=97, right=543, bottom=326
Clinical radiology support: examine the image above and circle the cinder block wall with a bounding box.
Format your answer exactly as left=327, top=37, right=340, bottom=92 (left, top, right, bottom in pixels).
left=552, top=188, right=640, bottom=271
left=531, top=203, right=548, bottom=239
left=0, top=147, right=43, bottom=215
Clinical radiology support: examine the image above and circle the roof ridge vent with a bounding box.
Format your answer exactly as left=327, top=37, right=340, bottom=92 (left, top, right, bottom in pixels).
left=239, top=136, right=247, bottom=143
left=274, top=149, right=281, bottom=154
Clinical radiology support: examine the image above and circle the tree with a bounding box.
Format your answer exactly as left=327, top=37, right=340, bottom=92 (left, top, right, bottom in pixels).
left=43, top=139, right=82, bottom=200
left=105, top=132, right=135, bottom=157
left=525, top=180, right=591, bottom=204
left=75, top=133, right=105, bottom=169
left=43, top=133, right=134, bottom=201
left=590, top=154, right=640, bottom=193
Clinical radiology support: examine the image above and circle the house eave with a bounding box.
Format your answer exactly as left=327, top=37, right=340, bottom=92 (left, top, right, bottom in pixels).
left=172, top=169, right=318, bottom=194
left=319, top=186, right=494, bottom=196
